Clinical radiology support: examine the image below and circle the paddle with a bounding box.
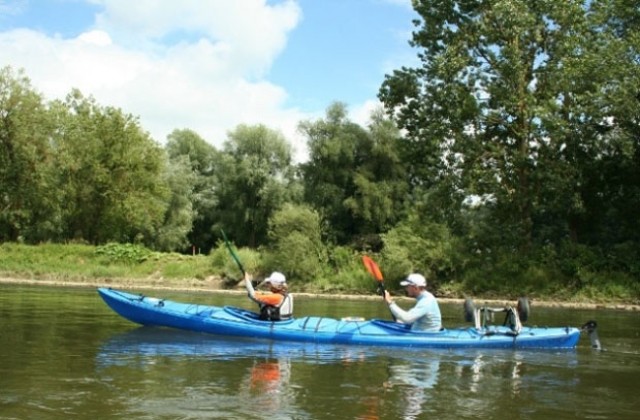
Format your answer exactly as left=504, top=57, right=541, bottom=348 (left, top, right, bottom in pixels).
left=362, top=255, right=386, bottom=297
left=221, top=229, right=245, bottom=276
left=362, top=255, right=396, bottom=321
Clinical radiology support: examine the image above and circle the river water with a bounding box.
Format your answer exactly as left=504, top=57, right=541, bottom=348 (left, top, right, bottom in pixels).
left=0, top=284, right=638, bottom=419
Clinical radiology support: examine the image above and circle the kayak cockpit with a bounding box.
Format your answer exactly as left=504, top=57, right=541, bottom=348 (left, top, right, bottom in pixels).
left=223, top=306, right=297, bottom=324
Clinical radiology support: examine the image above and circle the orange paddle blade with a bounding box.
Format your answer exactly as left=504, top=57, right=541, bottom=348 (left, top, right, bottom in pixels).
left=362, top=255, right=384, bottom=281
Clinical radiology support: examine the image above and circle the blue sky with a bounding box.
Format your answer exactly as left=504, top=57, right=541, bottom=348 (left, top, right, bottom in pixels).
left=0, top=0, right=419, bottom=161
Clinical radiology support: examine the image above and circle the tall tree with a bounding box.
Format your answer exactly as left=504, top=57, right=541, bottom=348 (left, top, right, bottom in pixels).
left=0, top=66, right=59, bottom=242
left=51, top=90, right=170, bottom=245
left=165, top=129, right=221, bottom=252
left=299, top=103, right=408, bottom=248
left=216, top=124, right=298, bottom=248
left=154, top=154, right=196, bottom=252
left=379, top=0, right=640, bottom=252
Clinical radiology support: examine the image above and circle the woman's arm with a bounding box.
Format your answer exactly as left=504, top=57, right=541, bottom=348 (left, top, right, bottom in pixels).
left=245, top=272, right=257, bottom=300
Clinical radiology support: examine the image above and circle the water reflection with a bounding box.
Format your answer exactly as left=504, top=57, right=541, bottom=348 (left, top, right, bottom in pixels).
left=97, top=327, right=385, bottom=418
left=383, top=357, right=440, bottom=419
left=2, top=285, right=639, bottom=419
left=243, top=358, right=292, bottom=413
left=96, top=328, right=586, bottom=419
left=97, top=327, right=381, bottom=366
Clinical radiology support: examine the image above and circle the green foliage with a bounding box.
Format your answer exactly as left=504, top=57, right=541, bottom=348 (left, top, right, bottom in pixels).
left=0, top=66, right=60, bottom=243
left=262, top=204, right=327, bottom=283
left=160, top=256, right=210, bottom=281
left=306, top=245, right=374, bottom=294
left=214, top=124, right=299, bottom=248
left=0, top=242, right=637, bottom=303
left=1, top=1, right=640, bottom=305
left=299, top=103, right=408, bottom=246
left=0, top=242, right=213, bottom=283
left=165, top=129, right=221, bottom=252
left=381, top=0, right=640, bottom=256
left=51, top=90, right=171, bottom=246
left=209, top=240, right=261, bottom=283
left=154, top=155, right=196, bottom=252
left=94, top=243, right=153, bottom=264
left=459, top=252, right=552, bottom=298
left=0, top=242, right=95, bottom=275
left=574, top=272, right=640, bottom=303
left=381, top=214, right=458, bottom=289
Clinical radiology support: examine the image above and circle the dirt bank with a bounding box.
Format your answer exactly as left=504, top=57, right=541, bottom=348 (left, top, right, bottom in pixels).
left=2, top=276, right=638, bottom=311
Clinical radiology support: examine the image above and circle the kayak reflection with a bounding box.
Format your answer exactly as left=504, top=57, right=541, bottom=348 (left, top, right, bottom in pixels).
left=97, top=326, right=383, bottom=366
left=96, top=327, right=382, bottom=418
left=96, top=327, right=582, bottom=419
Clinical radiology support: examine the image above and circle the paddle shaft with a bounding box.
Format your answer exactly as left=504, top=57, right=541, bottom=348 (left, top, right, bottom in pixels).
left=221, top=229, right=245, bottom=275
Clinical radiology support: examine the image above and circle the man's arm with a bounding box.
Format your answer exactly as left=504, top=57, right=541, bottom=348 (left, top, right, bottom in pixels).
left=388, top=300, right=429, bottom=324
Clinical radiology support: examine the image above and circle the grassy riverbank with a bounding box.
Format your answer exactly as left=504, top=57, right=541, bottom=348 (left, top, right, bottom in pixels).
left=1, top=242, right=638, bottom=310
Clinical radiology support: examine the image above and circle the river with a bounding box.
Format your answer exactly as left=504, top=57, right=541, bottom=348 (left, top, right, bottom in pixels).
left=0, top=284, right=638, bottom=419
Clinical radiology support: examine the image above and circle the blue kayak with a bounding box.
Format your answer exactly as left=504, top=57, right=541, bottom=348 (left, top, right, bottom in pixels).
left=98, top=288, right=582, bottom=349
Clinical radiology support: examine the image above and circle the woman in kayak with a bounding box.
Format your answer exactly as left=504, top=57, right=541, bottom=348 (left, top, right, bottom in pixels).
left=383, top=273, right=442, bottom=332
left=244, top=271, right=294, bottom=321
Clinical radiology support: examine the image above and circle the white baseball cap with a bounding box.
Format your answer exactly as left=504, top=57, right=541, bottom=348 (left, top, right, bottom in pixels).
left=264, top=271, right=286, bottom=285
left=400, top=273, right=426, bottom=287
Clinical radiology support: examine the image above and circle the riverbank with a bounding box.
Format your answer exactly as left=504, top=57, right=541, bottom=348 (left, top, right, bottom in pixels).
left=2, top=276, right=638, bottom=312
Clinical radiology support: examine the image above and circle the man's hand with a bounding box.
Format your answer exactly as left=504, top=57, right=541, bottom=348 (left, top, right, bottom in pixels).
left=383, top=290, right=393, bottom=305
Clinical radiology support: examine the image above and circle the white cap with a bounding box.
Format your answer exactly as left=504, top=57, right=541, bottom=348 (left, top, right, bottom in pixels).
left=400, top=273, right=426, bottom=287
left=264, top=271, right=286, bottom=285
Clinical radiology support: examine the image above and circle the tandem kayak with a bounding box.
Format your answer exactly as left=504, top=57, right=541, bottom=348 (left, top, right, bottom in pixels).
left=98, top=288, right=582, bottom=349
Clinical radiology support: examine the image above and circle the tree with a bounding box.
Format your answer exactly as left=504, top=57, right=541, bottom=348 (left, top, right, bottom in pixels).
left=215, top=124, right=299, bottom=248
left=299, top=103, right=408, bottom=248
left=379, top=0, right=640, bottom=253
left=0, top=66, right=59, bottom=242
left=154, top=154, right=195, bottom=252
left=344, top=108, right=410, bottom=247
left=165, top=129, right=221, bottom=252
left=51, top=90, right=170, bottom=245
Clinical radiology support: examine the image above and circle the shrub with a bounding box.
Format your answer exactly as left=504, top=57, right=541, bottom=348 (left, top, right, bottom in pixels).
left=94, top=243, right=153, bottom=264
left=262, top=204, right=328, bottom=283
left=380, top=218, right=457, bottom=290
left=210, top=241, right=261, bottom=284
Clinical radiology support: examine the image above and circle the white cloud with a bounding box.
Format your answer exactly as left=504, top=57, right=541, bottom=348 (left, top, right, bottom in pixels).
left=350, top=99, right=384, bottom=128
left=0, top=0, right=311, bottom=160
left=92, top=0, right=300, bottom=78
left=0, top=0, right=26, bottom=16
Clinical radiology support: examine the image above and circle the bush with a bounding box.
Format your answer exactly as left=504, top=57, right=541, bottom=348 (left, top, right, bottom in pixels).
left=94, top=243, right=153, bottom=264
left=262, top=204, right=327, bottom=283
left=380, top=218, right=457, bottom=290
left=262, top=231, right=324, bottom=283
left=210, top=241, right=261, bottom=284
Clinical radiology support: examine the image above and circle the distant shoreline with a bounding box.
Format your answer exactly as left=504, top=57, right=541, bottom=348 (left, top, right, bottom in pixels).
left=2, top=276, right=638, bottom=312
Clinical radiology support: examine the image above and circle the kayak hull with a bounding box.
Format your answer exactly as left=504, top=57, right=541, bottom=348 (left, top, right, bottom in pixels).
left=98, top=288, right=581, bottom=349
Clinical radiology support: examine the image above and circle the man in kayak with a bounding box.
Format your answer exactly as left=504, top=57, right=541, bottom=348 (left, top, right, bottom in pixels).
left=383, top=273, right=442, bottom=332
left=244, top=271, right=294, bottom=321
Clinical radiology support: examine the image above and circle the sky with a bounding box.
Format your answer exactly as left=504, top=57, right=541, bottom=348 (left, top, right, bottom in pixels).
left=0, top=0, right=420, bottom=162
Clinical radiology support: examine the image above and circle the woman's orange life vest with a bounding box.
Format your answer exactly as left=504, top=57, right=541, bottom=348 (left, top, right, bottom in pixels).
left=254, top=292, right=285, bottom=307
